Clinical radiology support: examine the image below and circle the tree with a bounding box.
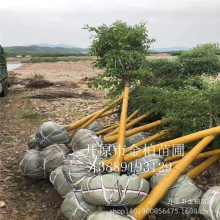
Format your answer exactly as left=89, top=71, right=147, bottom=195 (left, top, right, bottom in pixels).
left=177, top=43, right=220, bottom=77
left=86, top=20, right=220, bottom=148
left=84, top=21, right=155, bottom=97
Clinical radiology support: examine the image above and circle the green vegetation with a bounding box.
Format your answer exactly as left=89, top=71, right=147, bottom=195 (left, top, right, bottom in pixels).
left=87, top=21, right=220, bottom=147
left=21, top=57, right=94, bottom=63
left=21, top=112, right=41, bottom=119
left=85, top=20, right=154, bottom=95
left=33, top=74, right=44, bottom=79
left=4, top=45, right=88, bottom=57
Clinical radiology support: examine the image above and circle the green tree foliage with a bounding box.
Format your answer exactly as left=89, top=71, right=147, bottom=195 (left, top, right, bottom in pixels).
left=85, top=21, right=155, bottom=97
left=129, top=44, right=220, bottom=142
left=177, top=43, right=220, bottom=77
left=86, top=21, right=220, bottom=145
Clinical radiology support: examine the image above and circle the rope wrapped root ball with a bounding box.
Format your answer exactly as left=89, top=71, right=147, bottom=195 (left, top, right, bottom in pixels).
left=35, top=121, right=70, bottom=149
left=81, top=173, right=149, bottom=206
left=20, top=149, right=45, bottom=179
left=125, top=132, right=154, bottom=148
left=39, top=144, right=69, bottom=175
left=27, top=134, right=40, bottom=150
left=61, top=190, right=105, bottom=220
left=199, top=186, right=220, bottom=220
left=150, top=169, right=203, bottom=208
left=87, top=121, right=104, bottom=133
left=127, top=154, right=164, bottom=175
left=50, top=165, right=75, bottom=198
left=63, top=148, right=103, bottom=188
left=87, top=211, right=131, bottom=220
left=70, top=129, right=103, bottom=152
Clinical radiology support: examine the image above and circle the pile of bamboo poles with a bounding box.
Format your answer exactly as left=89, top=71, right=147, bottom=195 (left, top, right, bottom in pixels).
left=64, top=85, right=220, bottom=220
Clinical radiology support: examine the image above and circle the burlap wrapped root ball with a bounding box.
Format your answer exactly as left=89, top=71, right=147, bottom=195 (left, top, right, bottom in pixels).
left=20, top=149, right=45, bottom=179
left=125, top=132, right=155, bottom=148
left=87, top=121, right=104, bottom=133
left=39, top=144, right=69, bottom=175
left=199, top=186, right=220, bottom=220
left=35, top=121, right=70, bottom=149
left=150, top=169, right=203, bottom=208
left=81, top=173, right=149, bottom=206
left=70, top=129, right=103, bottom=152
left=63, top=148, right=103, bottom=188
left=50, top=165, right=75, bottom=198
left=87, top=211, right=131, bottom=220
left=27, top=134, right=40, bottom=150
left=127, top=154, right=164, bottom=175
left=61, top=190, right=104, bottom=220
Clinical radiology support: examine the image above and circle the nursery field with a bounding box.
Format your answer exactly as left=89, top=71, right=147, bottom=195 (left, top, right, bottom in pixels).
left=0, top=60, right=219, bottom=220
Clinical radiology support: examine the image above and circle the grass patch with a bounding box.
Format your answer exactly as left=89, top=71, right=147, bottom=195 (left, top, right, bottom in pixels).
left=21, top=57, right=95, bottom=63
left=33, top=74, right=44, bottom=79
left=21, top=112, right=41, bottom=119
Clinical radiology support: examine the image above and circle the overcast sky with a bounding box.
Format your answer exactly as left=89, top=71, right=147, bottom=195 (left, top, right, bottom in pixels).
left=0, top=0, right=219, bottom=49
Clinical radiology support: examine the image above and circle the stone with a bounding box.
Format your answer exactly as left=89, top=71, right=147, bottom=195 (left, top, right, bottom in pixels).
left=0, top=201, right=5, bottom=208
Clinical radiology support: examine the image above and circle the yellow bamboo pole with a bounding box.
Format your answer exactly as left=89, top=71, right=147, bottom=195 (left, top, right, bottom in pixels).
left=66, top=109, right=119, bottom=132
left=96, top=124, right=119, bottom=135
left=100, top=110, right=119, bottom=118
left=125, top=130, right=168, bottom=154
left=139, top=161, right=178, bottom=179
left=129, top=135, right=215, bottom=220
left=186, top=154, right=220, bottom=180
left=96, top=110, right=139, bottom=136
left=70, top=96, right=123, bottom=139
left=105, top=114, right=148, bottom=137
left=66, top=112, right=97, bottom=132
left=139, top=149, right=220, bottom=179
left=164, top=149, right=220, bottom=163
left=126, top=109, right=140, bottom=122
left=123, top=126, right=220, bottom=163
left=80, top=96, right=123, bottom=129
left=104, top=120, right=163, bottom=143
left=113, top=86, right=130, bottom=173
left=103, top=130, right=168, bottom=166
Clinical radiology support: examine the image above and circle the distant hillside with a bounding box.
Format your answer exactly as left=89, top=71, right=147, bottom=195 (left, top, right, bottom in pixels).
left=25, top=43, right=85, bottom=49
left=152, top=47, right=190, bottom=52
left=4, top=45, right=89, bottom=54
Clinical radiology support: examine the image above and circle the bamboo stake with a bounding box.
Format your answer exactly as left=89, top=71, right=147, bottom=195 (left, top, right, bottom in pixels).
left=96, top=110, right=139, bottom=135
left=105, top=113, right=148, bottom=137
left=164, top=149, right=220, bottom=163
left=113, top=86, right=130, bottom=172
left=66, top=112, right=97, bottom=132
left=70, top=96, right=123, bottom=139
left=139, top=161, right=178, bottom=179
left=80, top=96, right=123, bottom=129
left=104, top=120, right=163, bottom=143
left=186, top=154, right=220, bottom=180
left=103, top=130, right=168, bottom=166
left=96, top=124, right=119, bottom=135
left=139, top=149, right=220, bottom=179
left=100, top=110, right=119, bottom=118
left=129, top=135, right=215, bottom=220
left=123, top=126, right=220, bottom=163
left=125, top=130, right=168, bottom=154
left=66, top=109, right=118, bottom=132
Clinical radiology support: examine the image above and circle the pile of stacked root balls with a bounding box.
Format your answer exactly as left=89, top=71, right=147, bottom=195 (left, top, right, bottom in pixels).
left=20, top=95, right=220, bottom=220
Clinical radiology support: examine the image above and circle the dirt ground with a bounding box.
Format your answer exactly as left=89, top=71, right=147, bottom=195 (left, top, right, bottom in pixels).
left=0, top=61, right=118, bottom=220
left=0, top=61, right=219, bottom=220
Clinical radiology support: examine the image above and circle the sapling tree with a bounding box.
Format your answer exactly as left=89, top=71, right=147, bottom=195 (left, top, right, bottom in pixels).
left=85, top=21, right=155, bottom=97
left=85, top=21, right=155, bottom=172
